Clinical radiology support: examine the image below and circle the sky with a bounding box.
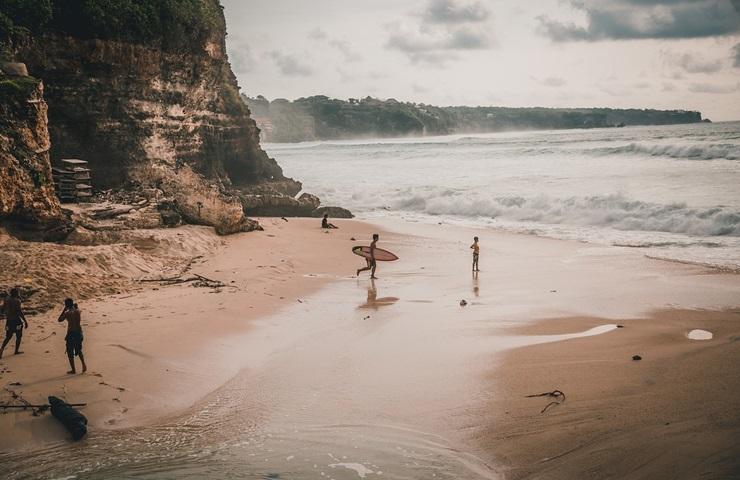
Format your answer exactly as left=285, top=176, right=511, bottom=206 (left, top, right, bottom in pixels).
left=221, top=0, right=740, bottom=121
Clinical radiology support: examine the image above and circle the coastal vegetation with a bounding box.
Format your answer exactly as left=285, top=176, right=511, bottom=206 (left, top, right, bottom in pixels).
left=244, top=94, right=703, bottom=142
left=0, top=0, right=221, bottom=52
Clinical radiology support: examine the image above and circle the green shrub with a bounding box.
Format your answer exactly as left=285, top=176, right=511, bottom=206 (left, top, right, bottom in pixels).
left=1, top=0, right=222, bottom=52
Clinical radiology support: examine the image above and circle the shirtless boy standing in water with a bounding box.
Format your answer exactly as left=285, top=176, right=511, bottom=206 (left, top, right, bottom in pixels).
left=470, top=236, right=480, bottom=272
left=58, top=298, right=87, bottom=374
left=357, top=233, right=380, bottom=279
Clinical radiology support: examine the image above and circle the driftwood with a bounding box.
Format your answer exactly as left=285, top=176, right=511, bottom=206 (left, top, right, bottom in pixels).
left=0, top=403, right=87, bottom=411
left=91, top=206, right=136, bottom=219
left=49, top=396, right=88, bottom=440
left=140, top=273, right=234, bottom=289
left=526, top=389, right=566, bottom=414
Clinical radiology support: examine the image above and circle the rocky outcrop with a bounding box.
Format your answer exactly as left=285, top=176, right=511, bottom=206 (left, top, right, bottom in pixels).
left=0, top=71, right=71, bottom=240
left=310, top=206, right=354, bottom=219
left=3, top=0, right=330, bottom=235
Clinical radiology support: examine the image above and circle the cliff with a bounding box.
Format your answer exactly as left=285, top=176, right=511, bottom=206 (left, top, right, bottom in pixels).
left=0, top=71, right=70, bottom=240
left=1, top=0, right=326, bottom=236
left=245, top=95, right=704, bottom=142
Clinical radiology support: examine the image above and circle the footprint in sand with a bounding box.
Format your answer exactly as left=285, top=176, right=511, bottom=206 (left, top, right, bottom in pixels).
left=99, top=381, right=127, bottom=392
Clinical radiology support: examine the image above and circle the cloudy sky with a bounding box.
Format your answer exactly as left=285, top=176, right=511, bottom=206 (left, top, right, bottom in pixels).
left=222, top=0, right=740, bottom=121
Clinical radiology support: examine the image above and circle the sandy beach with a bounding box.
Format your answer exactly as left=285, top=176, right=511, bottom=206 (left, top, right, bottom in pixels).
left=1, top=217, right=739, bottom=479
left=0, top=218, right=384, bottom=451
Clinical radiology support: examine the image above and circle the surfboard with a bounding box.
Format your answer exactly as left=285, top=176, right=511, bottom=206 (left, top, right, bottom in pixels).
left=352, top=246, right=399, bottom=261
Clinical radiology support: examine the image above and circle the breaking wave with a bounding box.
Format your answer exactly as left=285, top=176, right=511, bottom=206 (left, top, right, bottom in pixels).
left=388, top=191, right=740, bottom=236
left=595, top=142, right=739, bottom=160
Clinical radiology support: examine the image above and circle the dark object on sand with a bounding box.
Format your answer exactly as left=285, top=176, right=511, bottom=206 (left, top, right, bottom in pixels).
left=632, top=355, right=642, bottom=361
left=526, top=389, right=566, bottom=413
left=459, top=299, right=468, bottom=306
left=49, top=396, right=88, bottom=440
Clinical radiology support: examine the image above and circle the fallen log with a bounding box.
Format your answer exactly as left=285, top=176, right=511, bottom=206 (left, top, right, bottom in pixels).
left=1, top=402, right=86, bottom=410
left=49, top=396, right=88, bottom=441
left=91, top=206, right=135, bottom=220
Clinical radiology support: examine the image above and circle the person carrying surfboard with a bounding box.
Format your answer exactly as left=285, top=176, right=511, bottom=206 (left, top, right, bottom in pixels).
left=470, top=236, right=480, bottom=272
left=357, top=233, right=380, bottom=279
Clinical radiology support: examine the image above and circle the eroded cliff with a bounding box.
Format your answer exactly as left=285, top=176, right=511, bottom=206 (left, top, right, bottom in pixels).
left=1, top=0, right=328, bottom=236
left=0, top=72, right=70, bottom=239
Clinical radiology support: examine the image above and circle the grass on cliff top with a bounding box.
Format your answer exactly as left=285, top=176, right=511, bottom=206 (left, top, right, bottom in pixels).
left=0, top=75, right=39, bottom=103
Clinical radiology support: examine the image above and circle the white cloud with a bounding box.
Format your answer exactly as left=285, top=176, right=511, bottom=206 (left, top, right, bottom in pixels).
left=268, top=51, right=314, bottom=76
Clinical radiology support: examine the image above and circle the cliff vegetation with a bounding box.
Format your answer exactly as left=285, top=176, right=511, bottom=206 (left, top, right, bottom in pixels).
left=244, top=95, right=704, bottom=143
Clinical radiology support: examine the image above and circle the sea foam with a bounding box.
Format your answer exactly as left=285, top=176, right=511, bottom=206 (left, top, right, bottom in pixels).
left=390, top=191, right=740, bottom=236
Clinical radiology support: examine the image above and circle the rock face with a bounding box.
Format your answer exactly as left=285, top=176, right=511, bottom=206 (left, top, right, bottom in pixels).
left=0, top=73, right=70, bottom=240
left=2, top=0, right=334, bottom=235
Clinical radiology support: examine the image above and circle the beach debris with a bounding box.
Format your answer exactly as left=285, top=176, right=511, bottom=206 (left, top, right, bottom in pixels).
left=140, top=273, right=234, bottom=290
left=632, top=355, right=642, bottom=361
left=526, top=389, right=566, bottom=414
left=350, top=237, right=356, bottom=241
left=36, top=331, right=57, bottom=342
left=281, top=217, right=288, bottom=222
left=49, top=396, right=88, bottom=441
left=459, top=299, right=468, bottom=306
left=617, top=325, right=624, bottom=328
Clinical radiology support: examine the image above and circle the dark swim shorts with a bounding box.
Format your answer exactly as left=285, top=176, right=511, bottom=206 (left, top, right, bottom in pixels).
left=4, top=322, right=22, bottom=337
left=65, top=331, right=83, bottom=357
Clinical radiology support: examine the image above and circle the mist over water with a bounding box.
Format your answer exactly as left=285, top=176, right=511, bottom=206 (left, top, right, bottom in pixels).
left=268, top=122, right=740, bottom=268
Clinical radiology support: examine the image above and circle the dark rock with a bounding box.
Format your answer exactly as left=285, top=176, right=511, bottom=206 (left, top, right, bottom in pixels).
left=311, top=206, right=354, bottom=218
left=297, top=192, right=320, bottom=211
left=632, top=355, right=642, bottom=361
left=159, top=209, right=182, bottom=227
left=0, top=62, right=28, bottom=76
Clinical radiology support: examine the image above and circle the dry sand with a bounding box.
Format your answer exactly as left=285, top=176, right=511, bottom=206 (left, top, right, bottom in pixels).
left=0, top=218, right=382, bottom=451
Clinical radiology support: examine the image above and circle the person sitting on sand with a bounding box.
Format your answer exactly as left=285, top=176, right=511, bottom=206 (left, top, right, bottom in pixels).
left=470, top=236, right=480, bottom=272
left=0, top=288, right=29, bottom=359
left=321, top=213, right=338, bottom=229
left=357, top=233, right=379, bottom=279
left=58, top=298, right=87, bottom=374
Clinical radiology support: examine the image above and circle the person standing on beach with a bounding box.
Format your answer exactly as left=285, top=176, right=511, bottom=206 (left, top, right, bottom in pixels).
left=357, top=233, right=379, bottom=279
left=470, top=236, right=480, bottom=272
left=58, top=298, right=87, bottom=374
left=0, top=288, right=29, bottom=359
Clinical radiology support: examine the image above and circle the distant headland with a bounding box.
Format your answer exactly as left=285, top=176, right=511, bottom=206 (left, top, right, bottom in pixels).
left=243, top=95, right=704, bottom=143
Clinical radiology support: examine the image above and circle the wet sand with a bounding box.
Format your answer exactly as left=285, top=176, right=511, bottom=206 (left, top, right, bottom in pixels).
left=476, top=309, right=740, bottom=479
left=0, top=218, right=382, bottom=451
left=1, top=218, right=739, bottom=479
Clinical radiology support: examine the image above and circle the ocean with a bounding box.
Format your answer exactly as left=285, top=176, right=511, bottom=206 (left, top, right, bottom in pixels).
left=267, top=121, right=740, bottom=269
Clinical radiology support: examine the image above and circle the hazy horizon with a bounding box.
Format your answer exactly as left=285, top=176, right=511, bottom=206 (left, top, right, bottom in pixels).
left=221, top=0, right=740, bottom=122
